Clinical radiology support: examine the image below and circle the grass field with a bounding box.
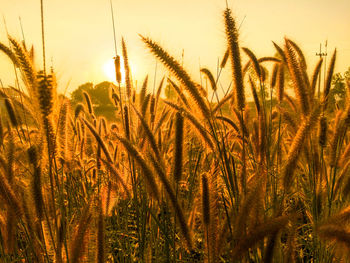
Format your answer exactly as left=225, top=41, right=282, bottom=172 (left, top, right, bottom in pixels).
left=0, top=6, right=350, bottom=263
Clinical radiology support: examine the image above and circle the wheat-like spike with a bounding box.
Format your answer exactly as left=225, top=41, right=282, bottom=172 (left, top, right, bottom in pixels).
left=29, top=45, right=35, bottom=62
left=82, top=118, right=113, bottom=163
left=70, top=201, right=92, bottom=263
left=233, top=216, right=289, bottom=260
left=200, top=68, right=217, bottom=91
left=260, top=65, right=268, bottom=82
left=272, top=41, right=287, bottom=63
left=4, top=98, right=18, bottom=127
left=249, top=76, right=260, bottom=114
left=0, top=42, right=19, bottom=67
left=74, top=103, right=85, bottom=119
left=173, top=112, right=184, bottom=183
left=259, top=57, right=281, bottom=63
left=33, top=160, right=44, bottom=221
left=100, top=117, right=107, bottom=136
left=324, top=49, right=337, bottom=104
left=220, top=48, right=230, bottom=68
left=114, top=55, right=122, bottom=84
left=167, top=78, right=190, bottom=108
left=28, top=146, right=44, bottom=221
left=139, top=75, right=148, bottom=108
left=132, top=105, right=162, bottom=162
left=140, top=35, right=211, bottom=119
left=122, top=38, right=132, bottom=99
left=150, top=95, right=156, bottom=124
left=141, top=93, right=151, bottom=117
left=284, top=38, right=310, bottom=116
left=330, top=110, right=344, bottom=167
left=164, top=100, right=214, bottom=150
left=9, top=36, right=36, bottom=87
left=37, top=72, right=54, bottom=115
left=155, top=76, right=165, bottom=109
left=124, top=105, right=130, bottom=140
left=83, top=91, right=93, bottom=115
left=285, top=38, right=310, bottom=116
left=283, top=105, right=320, bottom=190
left=96, top=120, right=103, bottom=170
left=287, top=39, right=307, bottom=69
left=318, top=116, right=328, bottom=147
left=114, top=133, right=160, bottom=200
left=224, top=8, right=245, bottom=110
left=1, top=88, right=38, bottom=126
left=242, top=47, right=261, bottom=79
left=270, top=63, right=279, bottom=88
left=37, top=73, right=57, bottom=158
left=58, top=100, right=68, bottom=160
left=277, top=65, right=285, bottom=102
left=111, top=92, right=120, bottom=106
left=147, top=152, right=193, bottom=250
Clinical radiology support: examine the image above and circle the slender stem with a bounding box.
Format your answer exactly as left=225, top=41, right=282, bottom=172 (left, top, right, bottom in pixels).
left=40, top=0, right=46, bottom=75
left=109, top=0, right=118, bottom=56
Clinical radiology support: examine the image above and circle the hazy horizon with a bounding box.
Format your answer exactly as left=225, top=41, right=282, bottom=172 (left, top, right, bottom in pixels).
left=1, top=0, right=349, bottom=96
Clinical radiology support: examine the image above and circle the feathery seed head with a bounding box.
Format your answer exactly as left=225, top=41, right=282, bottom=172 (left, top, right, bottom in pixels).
left=224, top=8, right=245, bottom=110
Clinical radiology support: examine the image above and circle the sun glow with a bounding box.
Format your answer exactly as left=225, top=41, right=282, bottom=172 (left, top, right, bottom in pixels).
left=103, top=57, right=125, bottom=83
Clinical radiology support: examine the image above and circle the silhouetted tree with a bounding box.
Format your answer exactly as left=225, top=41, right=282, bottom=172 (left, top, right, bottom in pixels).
left=70, top=81, right=116, bottom=120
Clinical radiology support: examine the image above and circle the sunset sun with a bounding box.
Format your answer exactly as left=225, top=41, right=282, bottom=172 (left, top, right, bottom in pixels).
left=102, top=56, right=137, bottom=84
left=102, top=57, right=125, bottom=83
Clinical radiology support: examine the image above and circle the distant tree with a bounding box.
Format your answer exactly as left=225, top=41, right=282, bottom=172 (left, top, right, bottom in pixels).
left=164, top=81, right=176, bottom=99
left=90, top=81, right=114, bottom=106
left=345, top=67, right=350, bottom=81
left=328, top=67, right=350, bottom=110
left=71, top=82, right=94, bottom=106
left=70, top=81, right=116, bottom=120
left=71, top=81, right=113, bottom=107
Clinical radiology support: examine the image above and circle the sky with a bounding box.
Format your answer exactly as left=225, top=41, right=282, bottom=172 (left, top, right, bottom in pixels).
left=0, top=0, right=349, bottom=96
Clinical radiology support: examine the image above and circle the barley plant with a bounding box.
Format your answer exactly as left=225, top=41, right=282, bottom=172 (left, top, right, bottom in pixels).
left=1, top=7, right=350, bottom=263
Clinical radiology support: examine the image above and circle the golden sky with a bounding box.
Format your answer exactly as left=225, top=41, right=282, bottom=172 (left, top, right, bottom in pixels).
left=0, top=0, right=349, bottom=96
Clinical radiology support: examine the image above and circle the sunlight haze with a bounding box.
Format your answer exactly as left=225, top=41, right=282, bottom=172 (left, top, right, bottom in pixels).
left=0, top=0, right=349, bottom=96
